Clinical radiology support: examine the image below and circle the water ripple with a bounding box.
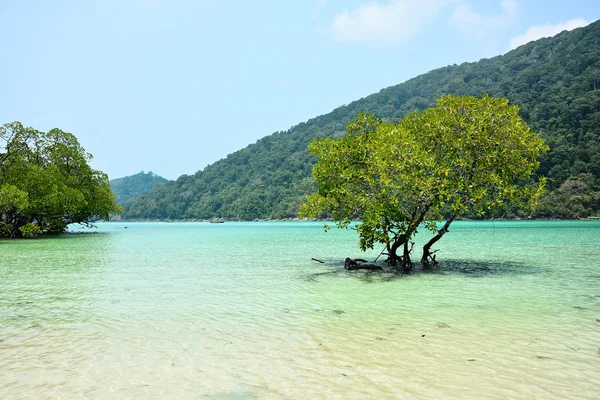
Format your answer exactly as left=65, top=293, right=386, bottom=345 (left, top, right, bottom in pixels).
left=1, top=221, right=599, bottom=399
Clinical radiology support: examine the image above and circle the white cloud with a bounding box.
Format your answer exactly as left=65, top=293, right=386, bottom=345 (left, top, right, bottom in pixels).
left=331, top=0, right=455, bottom=43
left=450, top=0, right=518, bottom=40
left=508, top=18, right=591, bottom=50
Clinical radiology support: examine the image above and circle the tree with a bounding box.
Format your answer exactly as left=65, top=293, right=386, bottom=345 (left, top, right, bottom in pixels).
left=300, top=95, right=548, bottom=270
left=0, top=121, right=121, bottom=238
left=299, top=113, right=440, bottom=271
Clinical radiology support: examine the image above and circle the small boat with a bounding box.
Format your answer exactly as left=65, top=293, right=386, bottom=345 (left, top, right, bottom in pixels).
left=209, top=219, right=225, bottom=224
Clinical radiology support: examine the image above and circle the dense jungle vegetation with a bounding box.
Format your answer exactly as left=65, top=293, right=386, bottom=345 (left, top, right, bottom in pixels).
left=110, top=171, right=168, bottom=204
left=121, top=20, right=600, bottom=220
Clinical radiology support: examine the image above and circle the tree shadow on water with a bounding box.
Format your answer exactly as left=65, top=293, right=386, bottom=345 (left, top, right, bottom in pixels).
left=422, top=259, right=544, bottom=277
left=303, top=259, right=543, bottom=283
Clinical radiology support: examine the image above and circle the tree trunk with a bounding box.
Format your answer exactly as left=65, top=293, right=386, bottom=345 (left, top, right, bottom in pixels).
left=386, top=236, right=415, bottom=272
left=388, top=235, right=405, bottom=266
left=421, top=215, right=456, bottom=266
left=344, top=258, right=383, bottom=270
left=402, top=240, right=414, bottom=273
left=386, top=203, right=432, bottom=271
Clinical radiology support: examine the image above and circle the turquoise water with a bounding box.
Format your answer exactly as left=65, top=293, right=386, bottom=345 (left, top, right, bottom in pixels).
left=1, top=221, right=599, bottom=399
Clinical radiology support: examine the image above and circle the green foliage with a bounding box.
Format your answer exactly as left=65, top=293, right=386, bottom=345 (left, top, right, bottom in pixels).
left=535, top=173, right=600, bottom=218
left=301, top=95, right=547, bottom=265
left=121, top=21, right=600, bottom=220
left=19, top=223, right=41, bottom=238
left=0, top=184, right=29, bottom=215
left=0, top=121, right=122, bottom=238
left=401, top=95, right=548, bottom=217
left=110, top=171, right=168, bottom=204
left=0, top=223, right=12, bottom=237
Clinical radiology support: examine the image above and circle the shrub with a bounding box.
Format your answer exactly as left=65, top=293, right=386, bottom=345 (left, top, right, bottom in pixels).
left=19, top=223, right=42, bottom=238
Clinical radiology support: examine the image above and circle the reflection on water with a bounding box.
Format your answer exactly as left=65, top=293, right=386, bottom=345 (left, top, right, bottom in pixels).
left=1, top=221, right=599, bottom=399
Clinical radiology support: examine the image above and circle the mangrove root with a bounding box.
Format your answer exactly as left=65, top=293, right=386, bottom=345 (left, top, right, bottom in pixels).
left=345, top=257, right=383, bottom=271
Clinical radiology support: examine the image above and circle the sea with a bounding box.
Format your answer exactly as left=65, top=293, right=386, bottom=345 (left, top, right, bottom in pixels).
left=1, top=221, right=599, bottom=399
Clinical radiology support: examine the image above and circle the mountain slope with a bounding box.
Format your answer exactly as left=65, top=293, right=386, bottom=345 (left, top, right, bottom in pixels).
left=110, top=171, right=168, bottom=204
left=122, top=20, right=600, bottom=220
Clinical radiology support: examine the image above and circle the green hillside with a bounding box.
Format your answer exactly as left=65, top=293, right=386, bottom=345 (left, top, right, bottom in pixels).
left=110, top=171, right=168, bottom=204
left=122, top=21, right=600, bottom=220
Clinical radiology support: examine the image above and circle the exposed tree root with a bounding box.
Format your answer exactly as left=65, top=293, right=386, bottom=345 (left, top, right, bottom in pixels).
left=345, top=257, right=383, bottom=271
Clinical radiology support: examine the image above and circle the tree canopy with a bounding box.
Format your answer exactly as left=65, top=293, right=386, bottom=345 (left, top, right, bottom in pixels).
left=0, top=121, right=121, bottom=238
left=119, top=20, right=600, bottom=221
left=300, top=95, right=547, bottom=270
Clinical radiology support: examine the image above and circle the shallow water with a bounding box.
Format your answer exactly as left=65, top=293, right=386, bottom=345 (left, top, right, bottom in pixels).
left=1, top=221, right=599, bottom=399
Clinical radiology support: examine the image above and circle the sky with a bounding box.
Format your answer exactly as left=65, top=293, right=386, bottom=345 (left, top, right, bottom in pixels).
left=1, top=0, right=598, bottom=180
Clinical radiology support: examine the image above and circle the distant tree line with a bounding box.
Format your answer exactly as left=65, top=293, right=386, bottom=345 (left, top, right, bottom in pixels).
left=120, top=20, right=600, bottom=220
left=110, top=171, right=168, bottom=204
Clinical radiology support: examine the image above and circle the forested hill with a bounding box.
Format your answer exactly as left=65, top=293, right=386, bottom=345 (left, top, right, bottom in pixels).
left=122, top=20, right=600, bottom=220
left=109, top=171, right=168, bottom=204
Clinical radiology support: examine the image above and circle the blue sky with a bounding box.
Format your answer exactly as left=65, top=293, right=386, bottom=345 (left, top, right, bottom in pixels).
left=1, top=0, right=598, bottom=180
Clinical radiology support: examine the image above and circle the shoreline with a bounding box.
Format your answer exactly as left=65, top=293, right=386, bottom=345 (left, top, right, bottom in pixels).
left=106, top=217, right=580, bottom=223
